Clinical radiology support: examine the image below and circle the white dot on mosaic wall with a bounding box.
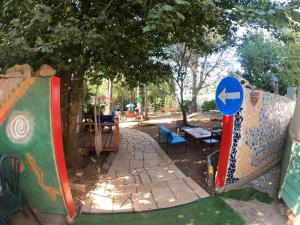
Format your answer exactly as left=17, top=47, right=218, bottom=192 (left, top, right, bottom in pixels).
left=6, top=112, right=34, bottom=144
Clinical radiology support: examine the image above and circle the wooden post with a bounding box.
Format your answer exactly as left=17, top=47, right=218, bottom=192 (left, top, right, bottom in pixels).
left=144, top=84, right=148, bottom=120
left=106, top=78, right=113, bottom=115
left=114, top=117, right=119, bottom=151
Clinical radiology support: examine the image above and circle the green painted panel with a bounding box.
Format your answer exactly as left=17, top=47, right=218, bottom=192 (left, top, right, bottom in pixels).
left=293, top=144, right=300, bottom=155
left=280, top=135, right=300, bottom=219
left=0, top=78, right=66, bottom=215
left=281, top=191, right=300, bottom=216
left=280, top=136, right=293, bottom=187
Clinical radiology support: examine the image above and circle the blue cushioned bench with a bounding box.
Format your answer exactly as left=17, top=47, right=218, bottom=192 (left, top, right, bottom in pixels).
left=158, top=125, right=187, bottom=152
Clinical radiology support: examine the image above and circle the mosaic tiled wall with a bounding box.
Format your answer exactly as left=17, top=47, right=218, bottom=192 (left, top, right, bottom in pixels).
left=225, top=89, right=295, bottom=186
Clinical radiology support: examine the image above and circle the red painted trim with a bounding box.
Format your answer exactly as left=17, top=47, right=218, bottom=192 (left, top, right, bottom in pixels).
left=215, top=115, right=234, bottom=189
left=50, top=76, right=75, bottom=218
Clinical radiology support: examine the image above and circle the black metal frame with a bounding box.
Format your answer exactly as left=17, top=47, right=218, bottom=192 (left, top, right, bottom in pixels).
left=0, top=154, right=42, bottom=225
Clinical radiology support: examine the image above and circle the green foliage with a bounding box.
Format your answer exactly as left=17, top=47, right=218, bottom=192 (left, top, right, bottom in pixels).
left=225, top=1, right=300, bottom=33
left=147, top=82, right=174, bottom=108
left=219, top=187, right=273, bottom=204
left=278, top=40, right=300, bottom=91
left=164, top=96, right=174, bottom=109
left=202, top=100, right=217, bottom=111
left=238, top=31, right=300, bottom=93
left=0, top=0, right=172, bottom=86
left=238, top=32, right=283, bottom=92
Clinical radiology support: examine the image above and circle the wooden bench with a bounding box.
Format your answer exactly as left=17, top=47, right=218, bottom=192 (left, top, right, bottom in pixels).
left=158, top=125, right=187, bottom=152
left=99, top=115, right=119, bottom=152
left=80, top=116, right=119, bottom=153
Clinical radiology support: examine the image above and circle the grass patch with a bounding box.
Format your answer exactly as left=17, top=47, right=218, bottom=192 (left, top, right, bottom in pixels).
left=219, top=187, right=273, bottom=204
left=75, top=196, right=246, bottom=225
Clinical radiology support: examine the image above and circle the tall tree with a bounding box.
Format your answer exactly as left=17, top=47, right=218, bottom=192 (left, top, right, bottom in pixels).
left=238, top=31, right=300, bottom=94
left=190, top=50, right=227, bottom=112
left=166, top=44, right=191, bottom=124
left=238, top=32, right=284, bottom=92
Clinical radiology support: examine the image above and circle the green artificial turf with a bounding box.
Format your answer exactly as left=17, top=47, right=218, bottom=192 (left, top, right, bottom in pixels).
left=219, top=187, right=273, bottom=204
left=75, top=196, right=246, bottom=225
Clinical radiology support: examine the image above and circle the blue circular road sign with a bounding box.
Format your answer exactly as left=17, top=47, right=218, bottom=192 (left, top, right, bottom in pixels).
left=216, top=76, right=244, bottom=115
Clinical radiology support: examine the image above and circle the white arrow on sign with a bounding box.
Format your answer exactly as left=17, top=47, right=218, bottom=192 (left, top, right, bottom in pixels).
left=218, top=88, right=241, bottom=105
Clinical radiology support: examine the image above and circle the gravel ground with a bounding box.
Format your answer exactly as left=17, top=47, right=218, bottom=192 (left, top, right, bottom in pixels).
left=226, top=164, right=290, bottom=225
left=224, top=198, right=288, bottom=225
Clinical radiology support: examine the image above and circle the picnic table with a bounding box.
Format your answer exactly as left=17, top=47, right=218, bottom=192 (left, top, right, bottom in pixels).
left=180, top=127, right=211, bottom=140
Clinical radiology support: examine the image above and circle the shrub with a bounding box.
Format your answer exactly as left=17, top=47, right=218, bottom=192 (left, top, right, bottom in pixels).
left=202, top=100, right=217, bottom=111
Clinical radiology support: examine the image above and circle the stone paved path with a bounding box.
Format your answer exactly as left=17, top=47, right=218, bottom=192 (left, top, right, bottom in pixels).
left=81, top=128, right=209, bottom=214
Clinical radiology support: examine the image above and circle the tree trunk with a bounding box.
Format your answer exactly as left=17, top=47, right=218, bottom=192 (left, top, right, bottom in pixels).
left=63, top=72, right=85, bottom=168
left=76, top=80, right=87, bottom=133
left=180, top=103, right=188, bottom=126
left=179, top=83, right=188, bottom=126
left=144, top=84, right=148, bottom=120
left=60, top=71, right=72, bottom=144
left=191, top=54, right=199, bottom=113
left=106, top=78, right=113, bottom=115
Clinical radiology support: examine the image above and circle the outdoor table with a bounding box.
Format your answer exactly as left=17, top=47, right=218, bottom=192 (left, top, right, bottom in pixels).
left=180, top=127, right=212, bottom=140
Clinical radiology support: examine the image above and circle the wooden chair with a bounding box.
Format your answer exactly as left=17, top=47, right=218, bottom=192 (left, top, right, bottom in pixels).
left=202, top=125, right=222, bottom=151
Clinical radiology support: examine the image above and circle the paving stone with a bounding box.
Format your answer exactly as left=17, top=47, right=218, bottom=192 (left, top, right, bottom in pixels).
left=183, top=177, right=209, bottom=198
left=116, top=159, right=130, bottom=168
left=167, top=179, right=198, bottom=203
left=144, top=159, right=159, bottom=168
left=124, top=174, right=135, bottom=185
left=113, top=197, right=133, bottom=212
left=135, top=152, right=144, bottom=160
left=124, top=183, right=137, bottom=195
left=143, top=153, right=160, bottom=160
left=89, top=194, right=113, bottom=213
left=81, top=195, right=92, bottom=213
left=105, top=184, right=124, bottom=197
left=132, top=192, right=157, bottom=211
left=139, top=169, right=152, bottom=184
left=105, top=180, right=125, bottom=197
left=116, top=169, right=130, bottom=177
left=150, top=181, right=176, bottom=208
left=134, top=175, right=142, bottom=184
left=147, top=167, right=177, bottom=182
left=106, top=167, right=117, bottom=179
left=91, top=184, right=108, bottom=197
left=108, top=177, right=124, bottom=186
left=167, top=164, right=186, bottom=178
left=130, top=159, right=144, bottom=169
left=136, top=183, right=151, bottom=193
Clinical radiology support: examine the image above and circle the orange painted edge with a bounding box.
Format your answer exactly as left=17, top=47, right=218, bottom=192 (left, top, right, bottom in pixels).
left=0, top=78, right=36, bottom=125
left=50, top=76, right=75, bottom=218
